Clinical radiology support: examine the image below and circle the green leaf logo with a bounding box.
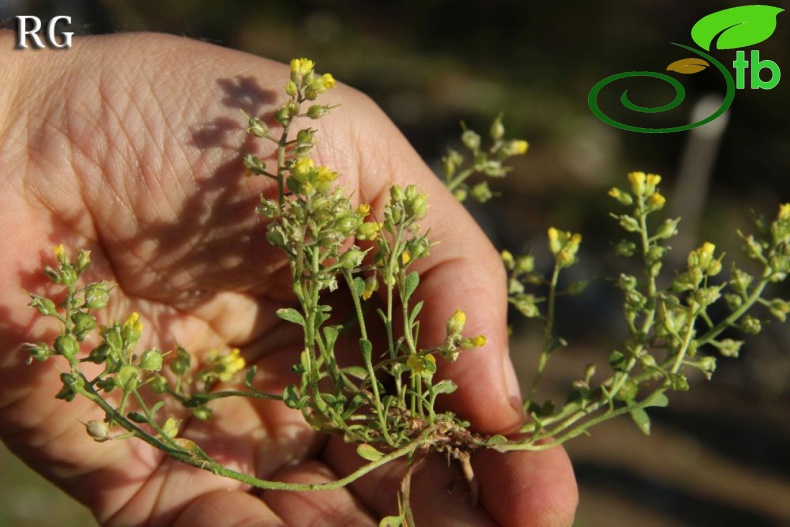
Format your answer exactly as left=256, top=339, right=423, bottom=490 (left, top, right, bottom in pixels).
left=691, top=5, right=784, bottom=51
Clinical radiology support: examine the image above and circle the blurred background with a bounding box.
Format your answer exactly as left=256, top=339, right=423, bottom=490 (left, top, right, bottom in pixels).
left=0, top=1, right=788, bottom=526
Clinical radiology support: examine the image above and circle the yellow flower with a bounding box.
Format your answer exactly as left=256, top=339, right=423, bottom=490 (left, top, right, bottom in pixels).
left=470, top=335, right=487, bottom=347
left=362, top=275, right=378, bottom=300
left=502, top=139, right=529, bottom=157
left=646, top=173, right=662, bottom=187
left=779, top=203, right=790, bottom=221
left=401, top=250, right=411, bottom=265
left=356, top=221, right=382, bottom=241
left=321, top=73, right=336, bottom=89
left=291, top=157, right=315, bottom=181
left=54, top=244, right=66, bottom=259
left=608, top=187, right=633, bottom=206
left=315, top=166, right=338, bottom=182
left=627, top=171, right=646, bottom=195
left=124, top=312, right=143, bottom=333
left=647, top=192, right=666, bottom=211
left=217, top=348, right=245, bottom=382
left=407, top=353, right=435, bottom=374
left=290, top=58, right=315, bottom=77
left=356, top=203, right=371, bottom=217
left=446, top=309, right=466, bottom=336
left=694, top=242, right=716, bottom=270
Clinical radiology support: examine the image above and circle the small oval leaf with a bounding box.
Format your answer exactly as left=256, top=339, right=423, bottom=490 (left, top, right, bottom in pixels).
left=667, top=57, right=710, bottom=74
left=356, top=443, right=384, bottom=462
left=630, top=407, right=652, bottom=436
left=276, top=307, right=305, bottom=326
left=691, top=6, right=784, bottom=51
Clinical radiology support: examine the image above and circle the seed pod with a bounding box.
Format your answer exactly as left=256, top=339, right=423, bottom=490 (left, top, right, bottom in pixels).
left=85, top=420, right=110, bottom=442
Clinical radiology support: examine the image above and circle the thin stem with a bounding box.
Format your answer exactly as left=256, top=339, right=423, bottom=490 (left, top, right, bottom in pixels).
left=526, top=264, right=561, bottom=405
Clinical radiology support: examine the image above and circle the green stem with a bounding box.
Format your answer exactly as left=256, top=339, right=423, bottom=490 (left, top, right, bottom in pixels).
left=445, top=167, right=475, bottom=192
left=342, top=270, right=392, bottom=445
left=526, top=264, right=561, bottom=405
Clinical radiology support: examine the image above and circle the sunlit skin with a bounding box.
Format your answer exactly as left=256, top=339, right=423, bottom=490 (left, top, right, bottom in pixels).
left=0, top=32, right=577, bottom=526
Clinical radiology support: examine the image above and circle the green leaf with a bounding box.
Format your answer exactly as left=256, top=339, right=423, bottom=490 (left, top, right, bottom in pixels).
left=408, top=300, right=424, bottom=327
left=486, top=434, right=509, bottom=446
left=432, top=379, right=457, bottom=395
left=643, top=391, right=669, bottom=408
left=379, top=516, right=404, bottom=527
left=342, top=366, right=368, bottom=380
left=691, top=6, right=784, bottom=51
left=283, top=384, right=303, bottom=409
left=356, top=443, right=384, bottom=462
left=323, top=326, right=340, bottom=351
left=630, top=407, right=652, bottom=436
left=276, top=308, right=305, bottom=326
left=403, top=271, right=420, bottom=302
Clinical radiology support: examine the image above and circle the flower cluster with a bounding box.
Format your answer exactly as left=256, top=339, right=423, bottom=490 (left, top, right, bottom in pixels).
left=442, top=114, right=529, bottom=203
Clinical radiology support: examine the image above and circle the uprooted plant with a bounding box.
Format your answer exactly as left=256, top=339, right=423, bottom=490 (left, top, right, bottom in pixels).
left=24, top=58, right=790, bottom=525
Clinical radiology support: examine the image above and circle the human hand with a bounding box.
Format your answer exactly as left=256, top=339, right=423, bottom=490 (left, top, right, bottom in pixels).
left=0, top=32, right=577, bottom=526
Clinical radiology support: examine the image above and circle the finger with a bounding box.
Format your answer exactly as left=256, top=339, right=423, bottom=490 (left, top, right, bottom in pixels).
left=263, top=460, right=377, bottom=527
left=171, top=489, right=285, bottom=527
left=473, top=446, right=578, bottom=527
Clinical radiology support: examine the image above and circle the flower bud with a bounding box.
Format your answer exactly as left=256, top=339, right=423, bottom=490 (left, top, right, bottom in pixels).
left=655, top=218, right=680, bottom=240
left=489, top=116, right=505, bottom=140
left=84, top=282, right=111, bottom=310
left=76, top=249, right=91, bottom=274
left=72, top=312, right=96, bottom=336
left=243, top=154, right=266, bottom=175
left=25, top=342, right=51, bottom=362
left=446, top=309, right=466, bottom=336
left=501, top=139, right=529, bottom=157
left=339, top=249, right=365, bottom=270
left=460, top=335, right=487, bottom=349
left=246, top=116, right=269, bottom=138
left=627, top=171, right=646, bottom=196
left=149, top=374, right=168, bottom=393
left=717, top=338, right=742, bottom=358
left=29, top=295, right=57, bottom=317
left=362, top=275, right=378, bottom=301
left=307, top=105, right=331, bottom=119
left=608, top=187, right=633, bottom=206
left=170, top=348, right=191, bottom=376
left=115, top=365, right=141, bottom=391
left=140, top=348, right=163, bottom=372
left=55, top=334, right=79, bottom=361
left=461, top=129, right=481, bottom=151
left=471, top=181, right=492, bottom=203
left=740, top=315, right=761, bottom=335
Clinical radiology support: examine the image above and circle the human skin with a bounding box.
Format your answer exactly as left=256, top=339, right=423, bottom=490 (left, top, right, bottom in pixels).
left=0, top=31, right=577, bottom=526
